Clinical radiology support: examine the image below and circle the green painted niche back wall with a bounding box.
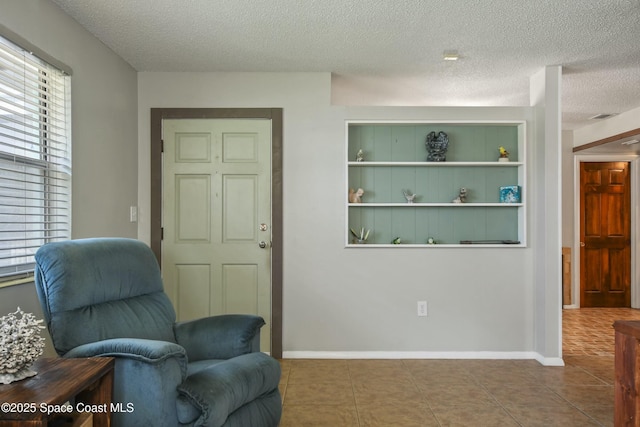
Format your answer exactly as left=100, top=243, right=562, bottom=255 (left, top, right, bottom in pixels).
left=348, top=124, right=519, bottom=162
left=347, top=124, right=521, bottom=245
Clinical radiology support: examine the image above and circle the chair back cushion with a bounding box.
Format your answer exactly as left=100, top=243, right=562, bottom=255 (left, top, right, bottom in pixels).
left=34, top=238, right=177, bottom=354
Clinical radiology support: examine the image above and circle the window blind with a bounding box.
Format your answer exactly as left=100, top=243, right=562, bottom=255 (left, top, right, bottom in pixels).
left=0, top=35, right=71, bottom=278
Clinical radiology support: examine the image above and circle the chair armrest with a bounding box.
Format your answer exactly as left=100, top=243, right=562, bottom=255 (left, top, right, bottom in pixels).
left=63, top=338, right=188, bottom=375
left=65, top=338, right=191, bottom=425
left=174, top=314, right=264, bottom=361
left=176, top=352, right=281, bottom=426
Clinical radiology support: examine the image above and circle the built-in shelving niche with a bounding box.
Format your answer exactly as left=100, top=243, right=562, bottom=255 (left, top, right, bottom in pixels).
left=346, top=121, right=526, bottom=247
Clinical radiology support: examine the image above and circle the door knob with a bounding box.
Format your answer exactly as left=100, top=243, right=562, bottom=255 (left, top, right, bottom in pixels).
left=258, top=241, right=267, bottom=248
left=580, top=242, right=585, bottom=247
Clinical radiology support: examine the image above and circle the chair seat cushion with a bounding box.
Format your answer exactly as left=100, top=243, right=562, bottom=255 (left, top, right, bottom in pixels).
left=176, top=352, right=281, bottom=426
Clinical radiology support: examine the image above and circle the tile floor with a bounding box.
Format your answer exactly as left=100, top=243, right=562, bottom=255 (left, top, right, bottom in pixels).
left=563, top=307, right=640, bottom=356
left=278, top=308, right=640, bottom=426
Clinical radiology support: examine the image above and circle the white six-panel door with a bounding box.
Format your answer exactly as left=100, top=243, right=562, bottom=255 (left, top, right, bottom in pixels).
left=162, top=118, right=272, bottom=351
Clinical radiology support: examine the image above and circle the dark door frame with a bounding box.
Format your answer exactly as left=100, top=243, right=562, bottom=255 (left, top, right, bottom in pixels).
left=150, top=108, right=283, bottom=358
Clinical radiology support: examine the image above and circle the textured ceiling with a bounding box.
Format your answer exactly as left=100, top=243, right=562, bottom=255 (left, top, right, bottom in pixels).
left=51, top=0, right=640, bottom=131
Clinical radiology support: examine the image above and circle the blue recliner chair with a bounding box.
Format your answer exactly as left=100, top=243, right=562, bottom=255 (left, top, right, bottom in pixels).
left=34, top=238, right=282, bottom=427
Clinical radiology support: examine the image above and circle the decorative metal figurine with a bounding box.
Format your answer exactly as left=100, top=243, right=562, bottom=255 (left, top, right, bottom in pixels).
left=452, top=187, right=467, bottom=203
left=425, top=131, right=449, bottom=162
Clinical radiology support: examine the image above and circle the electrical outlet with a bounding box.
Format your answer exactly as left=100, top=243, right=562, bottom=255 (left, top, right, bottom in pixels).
left=417, top=300, right=428, bottom=317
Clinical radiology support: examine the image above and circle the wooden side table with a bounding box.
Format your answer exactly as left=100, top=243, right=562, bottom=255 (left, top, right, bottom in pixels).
left=614, top=320, right=640, bottom=426
left=0, top=357, right=114, bottom=427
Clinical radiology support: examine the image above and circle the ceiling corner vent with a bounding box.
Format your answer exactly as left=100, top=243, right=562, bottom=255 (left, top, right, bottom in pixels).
left=589, top=113, right=618, bottom=120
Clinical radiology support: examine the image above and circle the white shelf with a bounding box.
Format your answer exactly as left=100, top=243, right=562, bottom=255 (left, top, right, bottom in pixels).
left=348, top=161, right=523, bottom=167
left=348, top=203, right=522, bottom=207
left=346, top=243, right=525, bottom=248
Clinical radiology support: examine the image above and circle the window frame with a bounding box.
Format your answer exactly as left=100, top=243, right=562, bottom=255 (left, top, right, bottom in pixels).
left=0, top=34, right=71, bottom=285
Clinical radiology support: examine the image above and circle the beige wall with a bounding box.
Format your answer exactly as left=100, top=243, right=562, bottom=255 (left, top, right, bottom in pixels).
left=137, top=72, right=564, bottom=361
left=0, top=0, right=138, bottom=238
left=0, top=0, right=138, bottom=355
left=561, top=130, right=574, bottom=248
left=573, top=105, right=640, bottom=148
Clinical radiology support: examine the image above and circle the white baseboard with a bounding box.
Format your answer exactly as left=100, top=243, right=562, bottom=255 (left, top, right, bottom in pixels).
left=535, top=355, right=565, bottom=366
left=282, top=351, right=563, bottom=365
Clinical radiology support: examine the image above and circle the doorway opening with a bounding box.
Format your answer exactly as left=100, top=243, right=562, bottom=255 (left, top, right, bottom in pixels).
left=150, top=108, right=283, bottom=358
left=564, top=129, right=640, bottom=357
left=572, top=130, right=640, bottom=309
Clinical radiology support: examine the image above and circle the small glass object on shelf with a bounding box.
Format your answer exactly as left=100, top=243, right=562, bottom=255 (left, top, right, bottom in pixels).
left=350, top=227, right=370, bottom=244
left=356, top=149, right=364, bottom=162
left=499, top=185, right=521, bottom=203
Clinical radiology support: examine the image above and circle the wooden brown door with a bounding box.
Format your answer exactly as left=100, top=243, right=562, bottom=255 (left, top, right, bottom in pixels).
left=580, top=162, right=631, bottom=307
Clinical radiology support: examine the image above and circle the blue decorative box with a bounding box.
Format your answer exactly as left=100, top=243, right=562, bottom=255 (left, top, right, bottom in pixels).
left=499, top=186, right=521, bottom=203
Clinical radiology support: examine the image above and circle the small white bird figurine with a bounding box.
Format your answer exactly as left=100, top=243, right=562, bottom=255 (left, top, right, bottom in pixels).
left=402, top=189, right=417, bottom=203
